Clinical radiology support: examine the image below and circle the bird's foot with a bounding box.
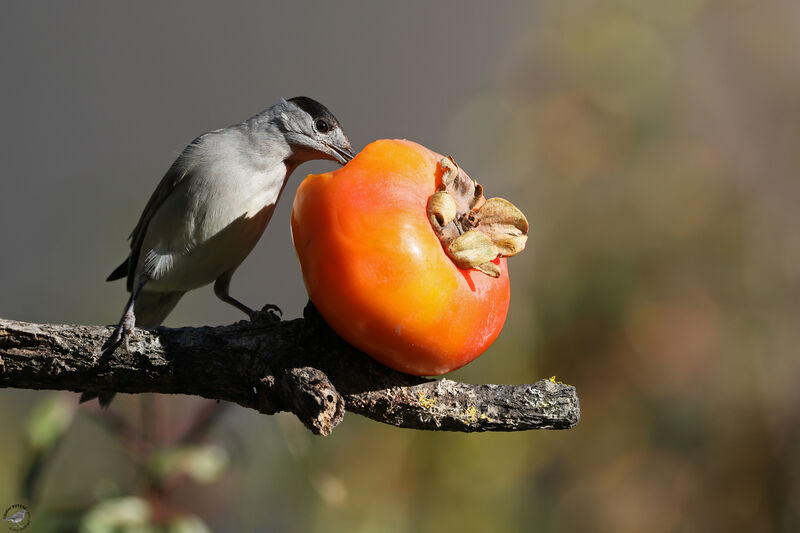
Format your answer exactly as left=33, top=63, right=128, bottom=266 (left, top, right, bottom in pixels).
left=249, top=303, right=283, bottom=323
left=85, top=309, right=134, bottom=407
left=102, top=309, right=136, bottom=353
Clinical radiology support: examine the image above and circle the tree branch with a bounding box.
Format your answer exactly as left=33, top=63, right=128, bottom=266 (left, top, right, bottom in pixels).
left=0, top=304, right=580, bottom=436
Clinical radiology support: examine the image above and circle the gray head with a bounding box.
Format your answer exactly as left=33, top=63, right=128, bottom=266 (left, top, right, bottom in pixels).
left=267, top=96, right=355, bottom=165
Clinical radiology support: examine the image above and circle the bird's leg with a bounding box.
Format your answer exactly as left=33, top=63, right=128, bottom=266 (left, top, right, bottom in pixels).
left=84, top=280, right=145, bottom=405
left=102, top=299, right=133, bottom=352
left=104, top=277, right=147, bottom=353
left=214, top=272, right=282, bottom=323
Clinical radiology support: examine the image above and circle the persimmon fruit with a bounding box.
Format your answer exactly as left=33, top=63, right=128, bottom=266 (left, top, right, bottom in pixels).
left=291, top=139, right=528, bottom=376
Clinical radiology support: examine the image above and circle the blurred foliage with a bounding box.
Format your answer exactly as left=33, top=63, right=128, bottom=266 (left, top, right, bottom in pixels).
left=21, top=395, right=76, bottom=506
left=27, top=395, right=76, bottom=453
left=1, top=0, right=799, bottom=531
left=149, top=445, right=229, bottom=485
left=79, top=497, right=210, bottom=533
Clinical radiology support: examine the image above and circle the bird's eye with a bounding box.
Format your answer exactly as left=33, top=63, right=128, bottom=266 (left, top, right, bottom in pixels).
left=314, top=118, right=330, bottom=133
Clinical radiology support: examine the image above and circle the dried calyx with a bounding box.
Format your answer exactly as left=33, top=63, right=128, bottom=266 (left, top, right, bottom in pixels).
left=427, top=157, right=529, bottom=277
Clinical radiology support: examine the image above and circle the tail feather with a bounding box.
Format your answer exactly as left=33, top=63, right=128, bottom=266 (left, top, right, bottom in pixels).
left=106, top=259, right=128, bottom=282
left=133, top=290, right=185, bottom=327
left=79, top=391, right=116, bottom=407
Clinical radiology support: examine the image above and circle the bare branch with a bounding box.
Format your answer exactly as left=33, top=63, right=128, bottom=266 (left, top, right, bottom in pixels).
left=0, top=304, right=580, bottom=436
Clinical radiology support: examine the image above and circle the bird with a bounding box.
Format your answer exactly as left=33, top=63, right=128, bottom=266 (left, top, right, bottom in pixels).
left=4, top=508, right=26, bottom=524
left=83, top=97, right=354, bottom=406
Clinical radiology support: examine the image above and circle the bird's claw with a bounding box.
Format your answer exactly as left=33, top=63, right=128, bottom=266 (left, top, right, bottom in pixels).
left=102, top=309, right=136, bottom=354
left=249, top=303, right=283, bottom=323
left=261, top=303, right=282, bottom=316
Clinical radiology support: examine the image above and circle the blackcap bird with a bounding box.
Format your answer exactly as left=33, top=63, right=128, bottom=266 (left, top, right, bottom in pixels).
left=83, top=97, right=354, bottom=406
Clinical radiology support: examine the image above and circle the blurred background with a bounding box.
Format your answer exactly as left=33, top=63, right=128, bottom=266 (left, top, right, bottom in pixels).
left=1, top=0, right=798, bottom=531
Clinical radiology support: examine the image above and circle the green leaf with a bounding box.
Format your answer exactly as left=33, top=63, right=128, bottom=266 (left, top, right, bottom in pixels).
left=167, top=515, right=212, bottom=533
left=150, top=445, right=230, bottom=484
left=26, top=394, right=76, bottom=452
left=79, top=497, right=153, bottom=533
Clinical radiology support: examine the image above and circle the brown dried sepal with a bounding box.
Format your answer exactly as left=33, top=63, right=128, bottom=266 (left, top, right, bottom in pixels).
left=426, top=158, right=529, bottom=277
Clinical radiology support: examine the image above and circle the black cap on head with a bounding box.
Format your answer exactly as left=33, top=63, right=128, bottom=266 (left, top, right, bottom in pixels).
left=288, top=96, right=341, bottom=128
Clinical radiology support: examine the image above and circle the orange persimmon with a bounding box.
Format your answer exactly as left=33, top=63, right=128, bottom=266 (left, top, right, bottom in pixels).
left=291, top=139, right=526, bottom=376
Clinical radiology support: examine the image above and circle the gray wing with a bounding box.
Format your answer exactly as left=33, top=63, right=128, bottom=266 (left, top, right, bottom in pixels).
left=115, top=135, right=206, bottom=292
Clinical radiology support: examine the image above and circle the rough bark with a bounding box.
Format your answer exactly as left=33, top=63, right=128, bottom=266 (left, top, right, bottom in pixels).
left=0, top=304, right=580, bottom=436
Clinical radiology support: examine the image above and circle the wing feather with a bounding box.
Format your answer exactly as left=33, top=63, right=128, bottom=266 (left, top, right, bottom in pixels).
left=121, top=135, right=206, bottom=291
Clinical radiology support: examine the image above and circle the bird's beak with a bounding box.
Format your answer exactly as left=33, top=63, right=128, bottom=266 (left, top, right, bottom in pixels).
left=326, top=143, right=356, bottom=165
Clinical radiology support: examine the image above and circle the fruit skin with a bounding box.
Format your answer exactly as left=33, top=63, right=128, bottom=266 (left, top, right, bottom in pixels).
left=291, top=139, right=510, bottom=376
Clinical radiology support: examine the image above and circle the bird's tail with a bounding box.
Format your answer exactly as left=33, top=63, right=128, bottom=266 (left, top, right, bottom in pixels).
left=133, top=290, right=185, bottom=327
left=106, top=258, right=128, bottom=282
left=79, top=390, right=117, bottom=408
left=80, top=290, right=185, bottom=407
